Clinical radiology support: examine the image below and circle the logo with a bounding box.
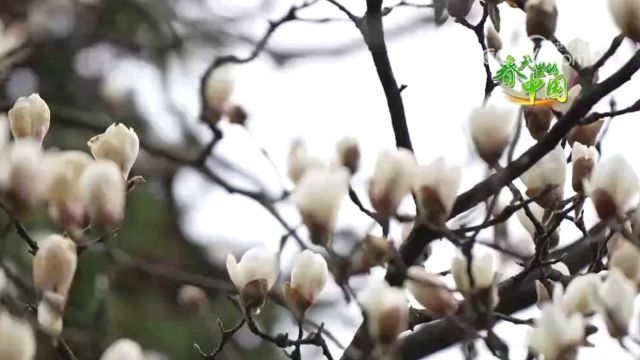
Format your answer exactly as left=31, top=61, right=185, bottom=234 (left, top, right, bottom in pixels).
left=493, top=54, right=567, bottom=106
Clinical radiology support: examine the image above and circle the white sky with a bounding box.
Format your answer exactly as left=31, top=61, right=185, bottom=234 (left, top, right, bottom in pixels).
left=99, top=0, right=640, bottom=358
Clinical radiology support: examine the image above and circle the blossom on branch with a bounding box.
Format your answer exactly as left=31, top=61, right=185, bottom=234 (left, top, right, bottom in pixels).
left=405, top=266, right=458, bottom=318
left=79, top=160, right=126, bottom=230
left=520, top=145, right=566, bottom=209
left=87, top=123, right=139, bottom=179
left=358, top=279, right=408, bottom=352
left=412, top=157, right=461, bottom=224
left=293, top=167, right=349, bottom=246
left=284, top=249, right=329, bottom=318
left=100, top=339, right=145, bottom=360
left=528, top=300, right=584, bottom=360
left=609, top=0, right=640, bottom=41
left=571, top=142, right=598, bottom=194
left=226, top=247, right=279, bottom=314
left=369, top=149, right=415, bottom=218
left=583, top=154, right=639, bottom=219
left=336, top=136, right=360, bottom=174
left=468, top=106, right=517, bottom=164
left=7, top=93, right=50, bottom=143
left=526, top=0, right=558, bottom=39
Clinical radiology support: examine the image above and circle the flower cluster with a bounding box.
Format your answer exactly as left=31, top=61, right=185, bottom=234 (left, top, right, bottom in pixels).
left=0, top=93, right=140, bottom=358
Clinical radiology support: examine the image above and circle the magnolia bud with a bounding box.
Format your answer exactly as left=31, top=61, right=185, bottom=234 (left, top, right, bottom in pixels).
left=405, top=266, right=458, bottom=318
left=369, top=149, right=415, bottom=217
left=447, top=0, right=475, bottom=18
left=469, top=106, right=516, bottom=164
left=359, top=235, right=395, bottom=269
left=7, top=93, right=50, bottom=142
left=41, top=151, right=94, bottom=230
left=520, top=145, right=566, bottom=209
left=609, top=237, right=640, bottom=285
left=523, top=106, right=553, bottom=140
left=412, top=157, right=461, bottom=224
left=486, top=24, right=502, bottom=53
left=33, top=234, right=77, bottom=299
left=599, top=269, right=635, bottom=338
left=0, top=310, right=36, bottom=360
left=226, top=105, right=247, bottom=126
left=226, top=247, right=279, bottom=314
left=516, top=201, right=559, bottom=248
left=358, top=280, right=408, bottom=350
left=567, top=119, right=604, bottom=147
left=2, top=140, right=43, bottom=215
left=583, top=154, right=639, bottom=219
left=100, top=339, right=145, bottom=360
left=38, top=291, right=65, bottom=337
left=284, top=250, right=328, bottom=317
left=525, top=0, right=558, bottom=39
left=177, top=285, right=209, bottom=311
left=571, top=143, right=598, bottom=194
left=451, top=253, right=498, bottom=308
left=287, top=140, right=324, bottom=185
left=293, top=168, right=349, bottom=246
left=562, top=273, right=601, bottom=315
left=79, top=160, right=126, bottom=230
left=87, top=123, right=139, bottom=179
left=528, top=302, right=584, bottom=360
left=609, top=0, right=640, bottom=42
left=336, top=137, right=360, bottom=174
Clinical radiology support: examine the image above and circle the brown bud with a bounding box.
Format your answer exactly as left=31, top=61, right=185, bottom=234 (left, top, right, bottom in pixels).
left=416, top=186, right=447, bottom=225
left=526, top=187, right=561, bottom=210
left=361, top=235, right=394, bottom=269
left=283, top=282, right=313, bottom=318
left=567, top=119, right=604, bottom=146
left=226, top=105, right=248, bottom=126
left=591, top=188, right=617, bottom=220
left=241, top=279, right=268, bottom=314
left=572, top=157, right=594, bottom=193
left=447, top=0, right=475, bottom=18
left=376, top=307, right=406, bottom=346
left=526, top=0, right=558, bottom=39
left=524, top=106, right=553, bottom=140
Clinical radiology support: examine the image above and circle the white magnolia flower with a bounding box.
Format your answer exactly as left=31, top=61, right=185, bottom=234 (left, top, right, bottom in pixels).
left=0, top=310, right=36, bottom=360
left=336, top=136, right=360, bottom=174
left=358, top=279, right=408, bottom=347
left=520, top=145, right=566, bottom=208
left=405, top=266, right=458, bottom=318
left=552, top=85, right=581, bottom=114
left=412, top=157, right=461, bottom=224
left=468, top=106, right=517, bottom=164
left=79, top=160, right=126, bottom=230
left=293, top=167, right=349, bottom=246
left=100, top=339, right=145, bottom=360
left=41, top=151, right=94, bottom=229
left=37, top=291, right=65, bottom=337
left=284, top=250, right=329, bottom=316
left=451, top=253, right=498, bottom=308
left=609, top=237, right=640, bottom=284
left=368, top=149, right=415, bottom=217
left=528, top=301, right=584, bottom=360
left=226, top=247, right=279, bottom=312
left=2, top=139, right=43, bottom=214
left=609, top=0, right=640, bottom=41
left=568, top=119, right=604, bottom=147
left=7, top=93, right=50, bottom=142
left=287, top=140, right=324, bottom=185
left=598, top=269, right=636, bottom=338
left=562, top=273, right=601, bottom=315
left=87, top=123, right=139, bottom=179
left=33, top=234, right=77, bottom=299
left=571, top=142, right=598, bottom=193
left=526, top=0, right=558, bottom=39
left=584, top=154, right=639, bottom=219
